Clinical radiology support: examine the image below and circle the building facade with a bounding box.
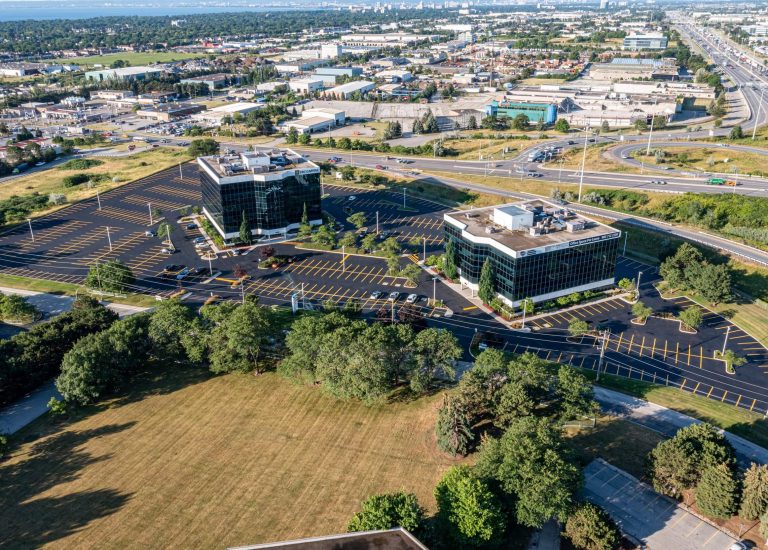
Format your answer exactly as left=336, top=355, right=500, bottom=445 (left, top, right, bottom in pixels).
left=485, top=100, right=557, bottom=124
left=443, top=201, right=619, bottom=307
left=622, top=34, right=669, bottom=51
left=198, top=150, right=322, bottom=241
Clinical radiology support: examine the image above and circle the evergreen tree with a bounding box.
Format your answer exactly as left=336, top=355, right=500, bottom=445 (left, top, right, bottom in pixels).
left=436, top=395, right=473, bottom=456
left=467, top=115, right=477, bottom=130
left=298, top=203, right=312, bottom=237
left=239, top=210, right=252, bottom=245
left=478, top=259, right=495, bottom=305
left=443, top=239, right=458, bottom=280
left=696, top=463, right=740, bottom=520
left=739, top=463, right=768, bottom=520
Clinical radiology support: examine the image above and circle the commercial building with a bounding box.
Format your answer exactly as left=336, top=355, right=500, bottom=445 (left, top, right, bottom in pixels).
left=285, top=108, right=345, bottom=134
left=322, top=80, right=375, bottom=99
left=589, top=58, right=679, bottom=81
left=485, top=100, right=557, bottom=124
left=288, top=77, right=326, bottom=94
left=91, top=90, right=135, bottom=101
left=136, top=103, right=206, bottom=122
left=192, top=102, right=263, bottom=125
left=443, top=200, right=619, bottom=307
left=622, top=33, right=669, bottom=51
left=84, top=66, right=164, bottom=82
left=198, top=149, right=322, bottom=241
left=313, top=66, right=364, bottom=85
left=179, top=73, right=233, bottom=91
left=274, top=59, right=329, bottom=74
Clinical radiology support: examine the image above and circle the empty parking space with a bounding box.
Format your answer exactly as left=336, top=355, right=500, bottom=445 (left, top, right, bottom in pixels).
left=584, top=459, right=736, bottom=550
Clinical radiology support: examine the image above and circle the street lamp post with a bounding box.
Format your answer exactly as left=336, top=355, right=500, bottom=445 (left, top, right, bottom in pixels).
left=577, top=125, right=590, bottom=203
left=722, top=325, right=731, bottom=355
left=26, top=218, right=34, bottom=243
left=432, top=277, right=437, bottom=306
left=96, top=189, right=102, bottom=210
left=106, top=226, right=113, bottom=252
left=148, top=202, right=153, bottom=225
left=422, top=237, right=426, bottom=263
left=636, top=270, right=644, bottom=295
left=752, top=87, right=765, bottom=140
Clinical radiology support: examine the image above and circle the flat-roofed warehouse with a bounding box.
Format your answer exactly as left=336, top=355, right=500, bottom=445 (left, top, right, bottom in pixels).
left=444, top=200, right=620, bottom=308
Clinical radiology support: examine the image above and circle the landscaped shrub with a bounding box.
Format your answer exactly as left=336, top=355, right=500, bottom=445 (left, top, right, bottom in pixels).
left=62, top=173, right=91, bottom=188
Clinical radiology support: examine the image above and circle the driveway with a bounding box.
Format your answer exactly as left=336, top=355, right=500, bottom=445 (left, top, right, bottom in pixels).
left=584, top=459, right=737, bottom=550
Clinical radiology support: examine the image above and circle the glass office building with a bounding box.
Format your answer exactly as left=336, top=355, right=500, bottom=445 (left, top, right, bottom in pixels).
left=443, top=201, right=619, bottom=307
left=198, top=150, right=322, bottom=240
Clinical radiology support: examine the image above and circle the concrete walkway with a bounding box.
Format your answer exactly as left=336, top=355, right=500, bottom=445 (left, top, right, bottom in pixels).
left=0, top=287, right=149, bottom=435
left=595, top=386, right=768, bottom=466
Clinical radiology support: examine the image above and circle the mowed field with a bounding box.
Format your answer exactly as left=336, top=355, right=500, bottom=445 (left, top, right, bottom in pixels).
left=0, top=370, right=457, bottom=549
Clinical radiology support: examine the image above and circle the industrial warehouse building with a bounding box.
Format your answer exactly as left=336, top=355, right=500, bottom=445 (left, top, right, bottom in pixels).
left=198, top=149, right=322, bottom=241
left=443, top=200, right=620, bottom=308
left=485, top=100, right=558, bottom=124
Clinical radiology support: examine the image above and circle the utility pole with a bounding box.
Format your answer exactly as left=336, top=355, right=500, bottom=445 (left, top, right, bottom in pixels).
left=578, top=126, right=589, bottom=203
left=722, top=325, right=731, bottom=355
left=596, top=329, right=610, bottom=382
left=645, top=100, right=658, bottom=157
left=752, top=87, right=765, bottom=140
left=106, top=226, right=113, bottom=252
left=26, top=218, right=34, bottom=243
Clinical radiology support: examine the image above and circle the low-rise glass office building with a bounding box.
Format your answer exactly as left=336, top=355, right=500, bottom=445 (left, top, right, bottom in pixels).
left=198, top=149, right=322, bottom=241
left=443, top=200, right=619, bottom=307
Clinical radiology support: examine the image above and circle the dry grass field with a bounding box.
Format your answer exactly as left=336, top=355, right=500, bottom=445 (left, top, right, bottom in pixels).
left=0, top=369, right=458, bottom=549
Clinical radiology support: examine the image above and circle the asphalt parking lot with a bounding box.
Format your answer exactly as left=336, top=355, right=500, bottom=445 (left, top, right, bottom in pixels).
left=584, top=459, right=737, bottom=550
left=1, top=163, right=768, bottom=413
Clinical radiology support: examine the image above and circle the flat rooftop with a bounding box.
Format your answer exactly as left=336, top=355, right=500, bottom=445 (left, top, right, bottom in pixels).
left=445, top=199, right=619, bottom=255
left=198, top=148, right=318, bottom=179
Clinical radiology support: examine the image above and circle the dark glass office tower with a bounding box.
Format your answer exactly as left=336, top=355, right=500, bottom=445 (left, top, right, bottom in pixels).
left=443, top=201, right=620, bottom=307
left=198, top=150, right=322, bottom=240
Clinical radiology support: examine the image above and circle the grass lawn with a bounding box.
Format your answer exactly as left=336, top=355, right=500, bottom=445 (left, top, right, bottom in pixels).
left=52, top=51, right=207, bottom=66
left=519, top=77, right=569, bottom=86
left=565, top=416, right=664, bottom=479
left=1, top=148, right=192, bottom=219
left=0, top=370, right=457, bottom=549
left=446, top=137, right=545, bottom=160
left=0, top=273, right=158, bottom=308
left=558, top=143, right=637, bottom=173
left=589, top=373, right=768, bottom=449
left=635, top=146, right=768, bottom=176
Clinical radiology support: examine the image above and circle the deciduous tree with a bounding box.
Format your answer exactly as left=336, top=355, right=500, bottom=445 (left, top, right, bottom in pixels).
left=564, top=502, right=621, bottom=550
left=348, top=491, right=424, bottom=533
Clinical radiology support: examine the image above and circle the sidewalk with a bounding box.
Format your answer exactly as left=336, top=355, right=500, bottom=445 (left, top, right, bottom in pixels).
left=0, top=287, right=149, bottom=435
left=594, top=386, right=768, bottom=466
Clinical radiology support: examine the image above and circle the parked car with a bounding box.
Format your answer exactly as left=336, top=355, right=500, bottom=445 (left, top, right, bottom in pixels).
left=370, top=290, right=383, bottom=300
left=406, top=293, right=419, bottom=304
left=186, top=223, right=197, bottom=230
left=163, top=264, right=183, bottom=273
left=144, top=230, right=157, bottom=237
left=388, top=291, right=400, bottom=302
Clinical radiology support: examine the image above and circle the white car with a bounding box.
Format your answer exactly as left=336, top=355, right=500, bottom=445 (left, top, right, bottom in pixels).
left=388, top=291, right=400, bottom=302
left=406, top=294, right=419, bottom=304
left=348, top=195, right=356, bottom=201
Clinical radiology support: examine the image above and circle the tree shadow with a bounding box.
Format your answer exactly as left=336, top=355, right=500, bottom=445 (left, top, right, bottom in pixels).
left=0, top=423, right=135, bottom=547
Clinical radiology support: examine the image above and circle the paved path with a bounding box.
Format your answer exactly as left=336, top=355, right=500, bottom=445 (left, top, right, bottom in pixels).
left=595, top=386, right=768, bottom=466
left=0, top=288, right=149, bottom=434
left=584, top=459, right=737, bottom=550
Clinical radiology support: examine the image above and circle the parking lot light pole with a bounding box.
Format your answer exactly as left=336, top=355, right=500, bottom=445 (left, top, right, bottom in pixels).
left=96, top=189, right=102, bottom=210
left=622, top=231, right=628, bottom=256
left=432, top=277, right=437, bottom=306
left=106, top=226, right=113, bottom=252
left=148, top=202, right=153, bottom=225
left=342, top=245, right=346, bottom=273
left=596, top=329, right=610, bottom=382
left=179, top=162, right=183, bottom=180
left=636, top=271, right=644, bottom=295
left=722, top=325, right=731, bottom=355
left=520, top=300, right=528, bottom=330
left=402, top=187, right=406, bottom=208
left=26, top=218, right=34, bottom=243
left=422, top=237, right=426, bottom=262
left=207, top=254, right=213, bottom=276
left=376, top=211, right=379, bottom=234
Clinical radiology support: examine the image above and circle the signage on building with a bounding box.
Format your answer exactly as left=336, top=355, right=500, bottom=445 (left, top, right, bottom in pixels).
left=518, top=232, right=619, bottom=257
